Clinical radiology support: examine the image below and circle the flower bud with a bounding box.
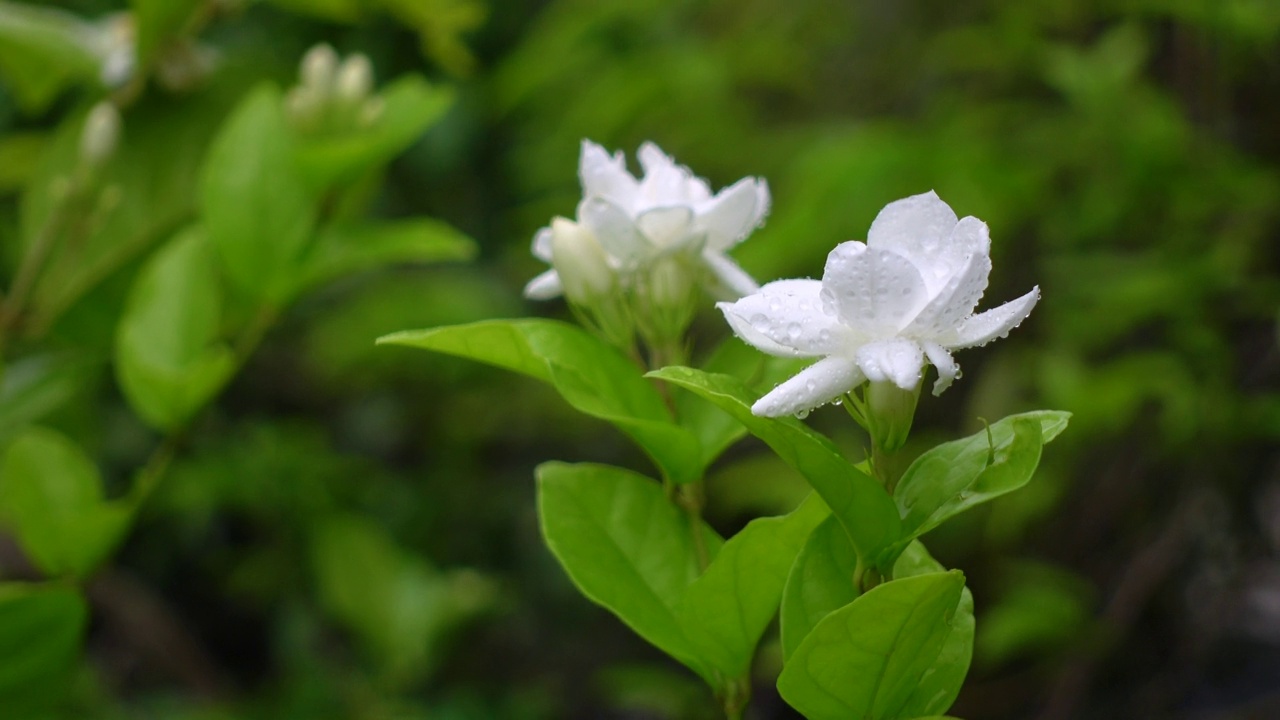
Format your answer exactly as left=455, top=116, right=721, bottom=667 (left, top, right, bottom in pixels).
left=335, top=54, right=374, bottom=104
left=550, top=217, right=615, bottom=304
left=865, top=380, right=921, bottom=454
left=80, top=101, right=121, bottom=167
left=300, top=44, right=338, bottom=91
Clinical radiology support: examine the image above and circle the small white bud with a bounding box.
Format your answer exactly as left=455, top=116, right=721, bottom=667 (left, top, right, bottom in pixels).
left=550, top=217, right=615, bottom=304
left=335, top=54, right=374, bottom=104
left=80, top=101, right=121, bottom=167
left=95, top=14, right=136, bottom=87
left=865, top=380, right=921, bottom=454
left=300, top=44, right=338, bottom=91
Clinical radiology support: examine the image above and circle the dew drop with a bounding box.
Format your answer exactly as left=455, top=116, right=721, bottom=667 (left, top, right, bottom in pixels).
left=750, top=314, right=769, bottom=332
left=795, top=408, right=811, bottom=419
left=768, top=296, right=782, bottom=312
left=787, top=322, right=802, bottom=340
left=818, top=328, right=832, bottom=344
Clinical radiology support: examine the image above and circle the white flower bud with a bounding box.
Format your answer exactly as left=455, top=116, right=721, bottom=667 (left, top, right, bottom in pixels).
left=550, top=218, right=614, bottom=304
left=865, top=380, right=921, bottom=454
left=95, top=14, right=136, bottom=87
left=335, top=54, right=374, bottom=104
left=80, top=101, right=121, bottom=167
left=300, top=44, right=338, bottom=91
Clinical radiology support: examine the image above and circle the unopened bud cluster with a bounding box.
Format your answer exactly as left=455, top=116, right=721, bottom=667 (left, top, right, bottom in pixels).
left=285, top=44, right=384, bottom=134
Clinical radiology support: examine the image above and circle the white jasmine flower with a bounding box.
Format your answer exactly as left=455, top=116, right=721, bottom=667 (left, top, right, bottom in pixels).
left=718, top=191, right=1039, bottom=417
left=523, top=140, right=770, bottom=302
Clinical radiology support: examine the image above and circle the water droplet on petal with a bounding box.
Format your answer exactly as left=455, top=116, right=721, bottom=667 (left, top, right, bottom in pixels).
left=795, top=408, right=810, bottom=419
left=787, top=322, right=802, bottom=340
left=750, top=314, right=769, bottom=332
left=818, top=329, right=832, bottom=344
left=768, top=296, right=782, bottom=312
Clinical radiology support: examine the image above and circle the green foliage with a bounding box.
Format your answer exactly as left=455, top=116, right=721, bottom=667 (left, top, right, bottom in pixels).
left=311, top=512, right=496, bottom=684
left=777, top=571, right=965, bottom=720
left=0, top=583, right=87, bottom=716
left=0, top=2, right=103, bottom=112
left=536, top=461, right=722, bottom=682
left=129, top=0, right=203, bottom=65
left=294, top=218, right=476, bottom=295
left=115, top=227, right=234, bottom=431
left=678, top=493, right=828, bottom=679
left=294, top=77, right=454, bottom=191
left=200, top=84, right=316, bottom=303
left=381, top=320, right=703, bottom=484
left=780, top=516, right=859, bottom=662
left=0, top=427, right=132, bottom=579
left=885, top=412, right=1071, bottom=565
left=651, top=366, right=901, bottom=566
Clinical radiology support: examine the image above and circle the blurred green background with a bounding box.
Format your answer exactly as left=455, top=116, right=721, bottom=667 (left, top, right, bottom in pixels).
left=1, top=0, right=1278, bottom=718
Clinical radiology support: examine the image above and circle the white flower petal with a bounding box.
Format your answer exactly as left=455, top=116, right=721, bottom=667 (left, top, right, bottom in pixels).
left=696, top=177, right=767, bottom=251
left=921, top=341, right=959, bottom=396
left=524, top=269, right=562, bottom=300
left=702, top=251, right=759, bottom=300
left=822, top=241, right=930, bottom=334
left=718, top=279, right=851, bottom=357
left=904, top=246, right=991, bottom=338
left=910, top=215, right=992, bottom=296
left=867, top=190, right=959, bottom=270
left=531, top=226, right=553, bottom=262
left=579, top=140, right=639, bottom=209
left=578, top=197, right=650, bottom=266
left=944, top=286, right=1040, bottom=350
left=637, top=142, right=711, bottom=206
left=752, top=355, right=865, bottom=417
left=855, top=338, right=924, bottom=390
left=636, top=206, right=695, bottom=249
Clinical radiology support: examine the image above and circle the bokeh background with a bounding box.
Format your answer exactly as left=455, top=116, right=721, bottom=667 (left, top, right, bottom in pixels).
left=1, top=0, right=1279, bottom=718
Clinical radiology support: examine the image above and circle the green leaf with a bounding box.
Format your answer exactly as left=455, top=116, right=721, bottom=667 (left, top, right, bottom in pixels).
left=310, top=513, right=495, bottom=682
left=677, top=493, right=829, bottom=678
left=0, top=3, right=103, bottom=113
left=0, top=427, right=132, bottom=578
left=887, top=411, right=1070, bottom=565
left=291, top=217, right=476, bottom=295
left=380, top=320, right=702, bottom=484
left=671, top=339, right=806, bottom=470
left=649, top=367, right=901, bottom=562
left=294, top=76, right=453, bottom=190
left=536, top=462, right=722, bottom=682
left=0, top=583, right=87, bottom=716
left=779, top=515, right=859, bottom=662
left=0, top=132, right=46, bottom=192
left=129, top=0, right=202, bottom=64
left=115, top=227, right=235, bottom=431
left=891, top=544, right=975, bottom=719
left=0, top=353, right=93, bottom=442
left=777, top=571, right=965, bottom=720
left=201, top=83, right=316, bottom=302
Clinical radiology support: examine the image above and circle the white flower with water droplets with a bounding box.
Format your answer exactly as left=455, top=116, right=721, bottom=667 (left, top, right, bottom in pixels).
left=718, top=191, right=1040, bottom=418
left=524, top=140, right=770, bottom=302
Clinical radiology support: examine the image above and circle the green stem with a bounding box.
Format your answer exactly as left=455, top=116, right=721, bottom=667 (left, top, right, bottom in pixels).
left=677, top=482, right=710, bottom=571
left=0, top=181, right=79, bottom=352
